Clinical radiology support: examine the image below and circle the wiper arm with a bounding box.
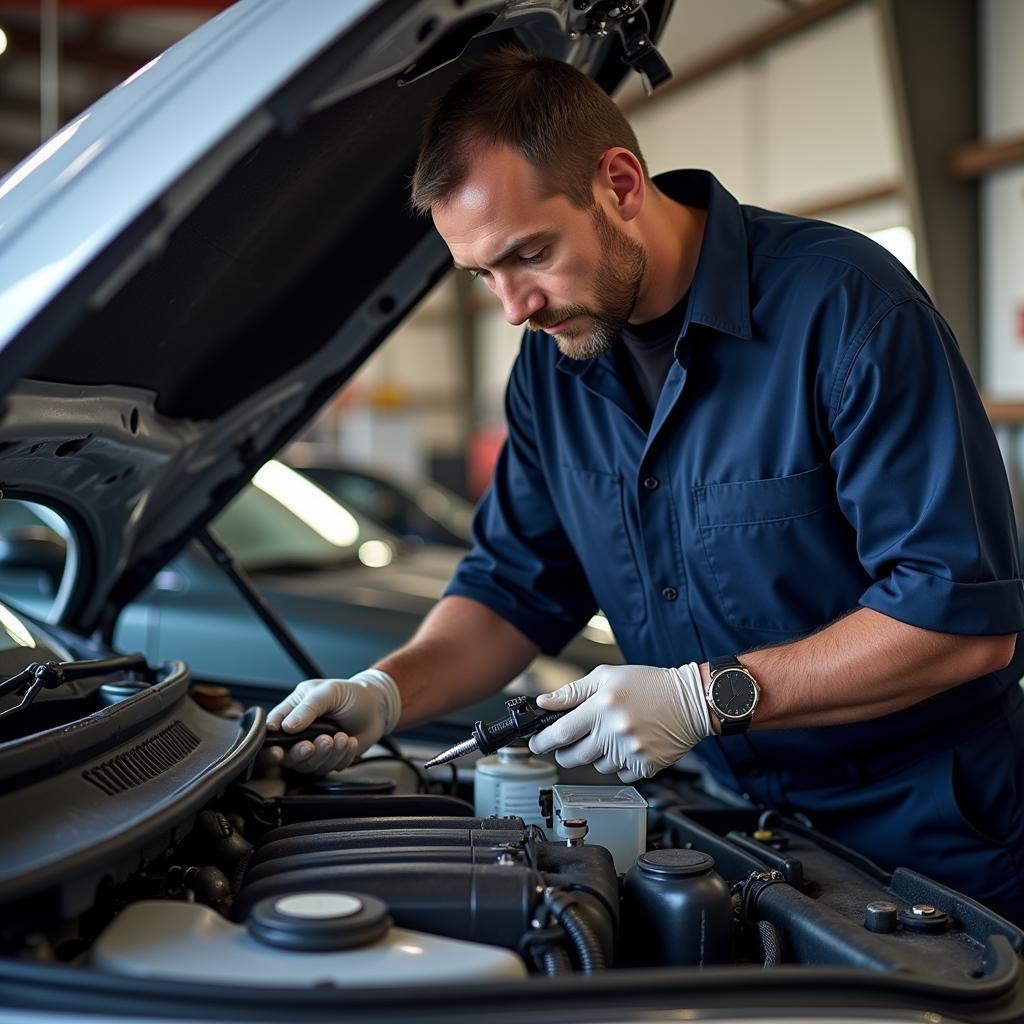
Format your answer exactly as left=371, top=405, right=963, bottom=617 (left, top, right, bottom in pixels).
left=0, top=653, right=151, bottom=723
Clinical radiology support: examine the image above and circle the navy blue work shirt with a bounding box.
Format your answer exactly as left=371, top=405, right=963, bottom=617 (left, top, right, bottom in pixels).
left=446, top=169, right=1024, bottom=779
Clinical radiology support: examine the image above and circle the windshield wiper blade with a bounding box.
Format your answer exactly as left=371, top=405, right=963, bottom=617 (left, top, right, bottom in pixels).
left=0, top=653, right=151, bottom=723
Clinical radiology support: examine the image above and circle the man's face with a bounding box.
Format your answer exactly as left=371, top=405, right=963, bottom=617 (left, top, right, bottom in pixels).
left=432, top=145, right=647, bottom=360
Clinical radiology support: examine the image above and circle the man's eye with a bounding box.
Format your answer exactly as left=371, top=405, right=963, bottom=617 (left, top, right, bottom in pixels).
left=520, top=249, right=547, bottom=264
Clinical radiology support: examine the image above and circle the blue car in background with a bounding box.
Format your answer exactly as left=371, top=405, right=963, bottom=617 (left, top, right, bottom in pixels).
left=0, top=461, right=617, bottom=690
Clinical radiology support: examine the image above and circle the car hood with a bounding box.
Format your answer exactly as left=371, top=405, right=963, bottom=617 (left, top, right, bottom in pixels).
left=0, top=0, right=669, bottom=637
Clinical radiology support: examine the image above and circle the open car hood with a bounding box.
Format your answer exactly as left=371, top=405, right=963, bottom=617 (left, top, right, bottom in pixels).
left=0, top=0, right=670, bottom=637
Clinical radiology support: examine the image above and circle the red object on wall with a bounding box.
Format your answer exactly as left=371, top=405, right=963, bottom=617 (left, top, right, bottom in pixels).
left=1017, top=304, right=1024, bottom=342
left=467, top=426, right=506, bottom=499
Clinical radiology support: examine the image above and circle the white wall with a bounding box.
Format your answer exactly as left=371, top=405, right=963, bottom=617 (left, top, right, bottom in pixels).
left=980, top=0, right=1024, bottom=397
left=629, top=3, right=903, bottom=214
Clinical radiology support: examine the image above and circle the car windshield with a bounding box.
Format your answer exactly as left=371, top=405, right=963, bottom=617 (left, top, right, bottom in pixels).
left=214, top=463, right=368, bottom=573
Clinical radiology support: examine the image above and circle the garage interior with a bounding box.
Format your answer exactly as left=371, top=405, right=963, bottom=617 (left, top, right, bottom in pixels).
left=0, top=0, right=1023, bottom=1011
left=1, top=0, right=1020, bottom=508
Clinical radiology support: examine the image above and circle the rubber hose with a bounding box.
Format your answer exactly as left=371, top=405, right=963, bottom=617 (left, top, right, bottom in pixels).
left=758, top=919, right=780, bottom=968
left=558, top=903, right=606, bottom=973
left=540, top=945, right=572, bottom=975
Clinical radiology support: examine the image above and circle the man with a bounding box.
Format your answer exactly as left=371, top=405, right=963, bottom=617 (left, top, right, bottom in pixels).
left=268, top=50, right=1024, bottom=923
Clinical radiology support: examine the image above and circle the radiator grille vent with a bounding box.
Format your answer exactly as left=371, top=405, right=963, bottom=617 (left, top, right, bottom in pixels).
left=82, top=720, right=201, bottom=795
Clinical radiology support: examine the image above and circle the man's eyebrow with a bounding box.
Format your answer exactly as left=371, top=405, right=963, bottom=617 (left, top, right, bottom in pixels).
left=452, top=231, right=550, bottom=273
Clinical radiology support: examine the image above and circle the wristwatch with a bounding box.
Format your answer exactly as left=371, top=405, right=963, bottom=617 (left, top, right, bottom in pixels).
left=706, top=655, right=760, bottom=735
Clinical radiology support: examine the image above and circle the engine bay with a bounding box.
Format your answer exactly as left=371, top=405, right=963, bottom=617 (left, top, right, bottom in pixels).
left=1, top=659, right=1023, bottom=1021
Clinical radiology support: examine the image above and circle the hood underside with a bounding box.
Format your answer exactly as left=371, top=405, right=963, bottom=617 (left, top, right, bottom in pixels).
left=0, top=0, right=670, bottom=636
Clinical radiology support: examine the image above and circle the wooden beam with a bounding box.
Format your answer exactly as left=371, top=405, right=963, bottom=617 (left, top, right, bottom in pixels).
left=983, top=398, right=1024, bottom=426
left=1, top=24, right=149, bottom=76
left=950, top=133, right=1024, bottom=181
left=785, top=179, right=902, bottom=219
left=0, top=0, right=226, bottom=9
left=620, top=0, right=862, bottom=115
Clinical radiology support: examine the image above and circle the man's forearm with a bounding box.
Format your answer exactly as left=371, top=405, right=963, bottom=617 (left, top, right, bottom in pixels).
left=375, top=595, right=541, bottom=730
left=703, top=607, right=1016, bottom=731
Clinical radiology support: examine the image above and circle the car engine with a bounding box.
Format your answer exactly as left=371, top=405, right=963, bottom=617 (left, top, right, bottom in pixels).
left=0, top=655, right=1022, bottom=1020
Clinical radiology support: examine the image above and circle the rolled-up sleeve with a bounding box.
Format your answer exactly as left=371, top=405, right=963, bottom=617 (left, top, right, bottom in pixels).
left=444, top=345, right=597, bottom=654
left=829, top=297, right=1024, bottom=635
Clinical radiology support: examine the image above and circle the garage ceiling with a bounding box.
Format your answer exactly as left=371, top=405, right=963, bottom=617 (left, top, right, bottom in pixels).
left=0, top=0, right=817, bottom=177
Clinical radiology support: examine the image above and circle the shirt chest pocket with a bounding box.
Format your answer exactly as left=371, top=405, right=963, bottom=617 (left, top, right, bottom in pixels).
left=694, top=464, right=863, bottom=634
left=557, top=466, right=648, bottom=626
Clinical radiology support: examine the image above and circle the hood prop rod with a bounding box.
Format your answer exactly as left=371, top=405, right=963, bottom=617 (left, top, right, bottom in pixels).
left=196, top=527, right=402, bottom=757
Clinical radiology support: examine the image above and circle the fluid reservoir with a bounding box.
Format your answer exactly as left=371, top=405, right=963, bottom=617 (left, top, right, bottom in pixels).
left=91, top=897, right=526, bottom=985
left=473, top=743, right=556, bottom=828
left=621, top=849, right=733, bottom=966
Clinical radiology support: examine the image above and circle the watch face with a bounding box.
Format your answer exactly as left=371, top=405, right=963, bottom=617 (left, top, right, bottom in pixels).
left=711, top=669, right=757, bottom=719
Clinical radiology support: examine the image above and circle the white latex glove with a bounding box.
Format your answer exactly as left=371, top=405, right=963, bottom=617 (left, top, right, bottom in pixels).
left=528, top=662, right=712, bottom=784
left=265, top=669, right=401, bottom=774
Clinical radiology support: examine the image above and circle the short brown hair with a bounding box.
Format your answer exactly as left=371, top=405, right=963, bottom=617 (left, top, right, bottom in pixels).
left=411, top=47, right=649, bottom=214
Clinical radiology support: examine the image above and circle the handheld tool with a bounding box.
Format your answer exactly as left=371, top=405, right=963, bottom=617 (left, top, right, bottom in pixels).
left=424, top=694, right=567, bottom=769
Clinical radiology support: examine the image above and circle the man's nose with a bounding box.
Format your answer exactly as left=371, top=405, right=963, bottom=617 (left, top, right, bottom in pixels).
left=496, top=276, right=544, bottom=327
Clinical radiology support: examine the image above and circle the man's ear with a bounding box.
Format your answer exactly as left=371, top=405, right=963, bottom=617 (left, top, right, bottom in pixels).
left=596, top=148, right=645, bottom=222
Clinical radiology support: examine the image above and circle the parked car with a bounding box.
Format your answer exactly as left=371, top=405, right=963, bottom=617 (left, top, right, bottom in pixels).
left=290, top=456, right=476, bottom=549
left=0, top=462, right=614, bottom=690
left=0, top=2, right=1020, bottom=1022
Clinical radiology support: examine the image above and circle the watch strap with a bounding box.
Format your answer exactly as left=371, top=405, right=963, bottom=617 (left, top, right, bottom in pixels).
left=709, top=654, right=743, bottom=674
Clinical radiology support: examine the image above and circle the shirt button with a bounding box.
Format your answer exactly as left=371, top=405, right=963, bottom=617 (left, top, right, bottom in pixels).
left=643, top=476, right=660, bottom=490
left=661, top=586, right=678, bottom=602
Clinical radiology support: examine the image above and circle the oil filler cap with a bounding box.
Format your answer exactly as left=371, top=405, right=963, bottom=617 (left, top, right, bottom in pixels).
left=898, top=903, right=948, bottom=934
left=247, top=891, right=391, bottom=951
left=637, top=849, right=715, bottom=877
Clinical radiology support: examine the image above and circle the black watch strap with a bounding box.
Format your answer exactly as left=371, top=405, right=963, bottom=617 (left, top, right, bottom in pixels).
left=709, top=654, right=743, bottom=673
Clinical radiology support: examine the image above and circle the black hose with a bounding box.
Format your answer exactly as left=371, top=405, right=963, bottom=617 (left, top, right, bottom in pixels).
left=757, top=919, right=781, bottom=967
left=545, top=889, right=606, bottom=973
left=540, top=946, right=572, bottom=975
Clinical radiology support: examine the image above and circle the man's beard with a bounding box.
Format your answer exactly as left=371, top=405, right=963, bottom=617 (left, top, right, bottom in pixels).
left=528, top=207, right=647, bottom=361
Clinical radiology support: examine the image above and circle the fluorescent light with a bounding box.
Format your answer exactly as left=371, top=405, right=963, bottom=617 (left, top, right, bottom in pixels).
left=0, top=603, right=35, bottom=649
left=358, top=540, right=393, bottom=567
left=0, top=28, right=8, bottom=58
left=253, top=461, right=359, bottom=547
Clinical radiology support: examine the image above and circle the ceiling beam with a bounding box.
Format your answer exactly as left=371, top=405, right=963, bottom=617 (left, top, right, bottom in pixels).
left=950, top=133, right=1024, bottom=181
left=785, top=179, right=902, bottom=219
left=620, top=0, right=863, bottom=115
left=0, top=23, right=150, bottom=75
left=0, top=1, right=227, bottom=9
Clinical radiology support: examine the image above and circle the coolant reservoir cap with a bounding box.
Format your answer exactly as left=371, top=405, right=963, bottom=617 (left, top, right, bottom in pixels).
left=247, top=891, right=392, bottom=951
left=637, top=849, right=715, bottom=877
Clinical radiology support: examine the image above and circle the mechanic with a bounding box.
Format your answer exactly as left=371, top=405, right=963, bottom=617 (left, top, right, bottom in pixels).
left=268, top=49, right=1024, bottom=924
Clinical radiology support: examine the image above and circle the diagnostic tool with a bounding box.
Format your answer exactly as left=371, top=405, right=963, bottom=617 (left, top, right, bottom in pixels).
left=424, top=695, right=567, bottom=769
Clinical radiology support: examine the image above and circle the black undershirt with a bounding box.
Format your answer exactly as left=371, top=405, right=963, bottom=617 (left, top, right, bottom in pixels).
left=618, top=288, right=690, bottom=425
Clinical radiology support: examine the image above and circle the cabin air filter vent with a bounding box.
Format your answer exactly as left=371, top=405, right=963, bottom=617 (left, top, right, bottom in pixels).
left=82, top=720, right=201, bottom=795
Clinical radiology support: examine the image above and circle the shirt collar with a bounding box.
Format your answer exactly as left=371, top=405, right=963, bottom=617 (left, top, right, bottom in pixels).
left=555, top=168, right=752, bottom=378
left=655, top=169, right=752, bottom=342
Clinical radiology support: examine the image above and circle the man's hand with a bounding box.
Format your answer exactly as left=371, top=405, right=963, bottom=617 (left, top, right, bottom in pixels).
left=528, top=663, right=712, bottom=783
left=265, top=669, right=401, bottom=773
